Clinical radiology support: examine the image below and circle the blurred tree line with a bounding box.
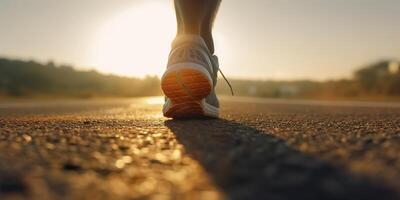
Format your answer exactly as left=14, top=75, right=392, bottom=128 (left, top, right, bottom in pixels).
left=0, top=57, right=399, bottom=100
left=354, top=61, right=400, bottom=95
left=216, top=60, right=400, bottom=100
left=0, top=58, right=161, bottom=98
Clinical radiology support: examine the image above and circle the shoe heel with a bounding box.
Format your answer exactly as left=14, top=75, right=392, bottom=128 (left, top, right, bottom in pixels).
left=161, top=67, right=212, bottom=104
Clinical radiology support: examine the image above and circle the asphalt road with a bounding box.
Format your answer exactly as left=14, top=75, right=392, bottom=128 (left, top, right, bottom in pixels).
left=0, top=96, right=399, bottom=200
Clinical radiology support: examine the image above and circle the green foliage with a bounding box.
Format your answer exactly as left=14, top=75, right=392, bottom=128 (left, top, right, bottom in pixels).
left=216, top=60, right=400, bottom=99
left=1, top=57, right=399, bottom=99
left=354, top=60, right=400, bottom=95
left=0, top=58, right=162, bottom=98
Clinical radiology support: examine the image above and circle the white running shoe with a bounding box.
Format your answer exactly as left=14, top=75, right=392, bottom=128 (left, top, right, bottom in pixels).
left=161, top=35, right=221, bottom=118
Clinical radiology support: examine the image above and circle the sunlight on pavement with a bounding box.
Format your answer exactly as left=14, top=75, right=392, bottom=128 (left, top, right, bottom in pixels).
left=2, top=97, right=400, bottom=199
left=0, top=99, right=225, bottom=199
left=144, top=96, right=164, bottom=105
left=121, top=96, right=165, bottom=119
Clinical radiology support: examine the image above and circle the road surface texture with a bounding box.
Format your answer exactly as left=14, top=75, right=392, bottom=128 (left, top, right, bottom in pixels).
left=0, top=97, right=399, bottom=200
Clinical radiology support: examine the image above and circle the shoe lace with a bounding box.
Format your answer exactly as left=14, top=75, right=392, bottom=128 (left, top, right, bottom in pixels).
left=212, top=55, right=234, bottom=96
left=219, top=68, right=234, bottom=96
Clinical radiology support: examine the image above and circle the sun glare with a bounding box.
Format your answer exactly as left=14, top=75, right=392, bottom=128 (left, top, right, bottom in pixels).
left=90, top=1, right=176, bottom=78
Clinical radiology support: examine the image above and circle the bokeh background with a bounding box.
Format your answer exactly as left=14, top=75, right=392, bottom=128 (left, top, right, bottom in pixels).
left=1, top=0, right=399, bottom=100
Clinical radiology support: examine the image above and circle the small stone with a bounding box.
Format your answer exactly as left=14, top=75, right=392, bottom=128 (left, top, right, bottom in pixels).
left=63, top=163, right=83, bottom=171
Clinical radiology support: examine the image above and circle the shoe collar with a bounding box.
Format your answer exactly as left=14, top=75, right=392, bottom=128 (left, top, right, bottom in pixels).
left=172, top=34, right=209, bottom=51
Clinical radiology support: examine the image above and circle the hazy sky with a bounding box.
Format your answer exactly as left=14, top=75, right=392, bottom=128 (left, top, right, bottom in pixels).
left=1, top=0, right=399, bottom=80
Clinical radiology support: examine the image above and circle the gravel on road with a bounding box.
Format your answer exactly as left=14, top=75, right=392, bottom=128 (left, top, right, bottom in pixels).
left=0, top=97, right=399, bottom=200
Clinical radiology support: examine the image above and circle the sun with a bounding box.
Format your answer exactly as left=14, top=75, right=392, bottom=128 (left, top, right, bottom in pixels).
left=90, top=1, right=176, bottom=78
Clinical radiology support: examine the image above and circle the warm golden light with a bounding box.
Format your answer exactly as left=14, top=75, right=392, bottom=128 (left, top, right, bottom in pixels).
left=145, top=96, right=164, bottom=105
left=90, top=2, right=176, bottom=77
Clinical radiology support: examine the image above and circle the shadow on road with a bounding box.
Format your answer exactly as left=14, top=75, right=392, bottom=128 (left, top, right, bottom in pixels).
left=165, top=119, right=398, bottom=200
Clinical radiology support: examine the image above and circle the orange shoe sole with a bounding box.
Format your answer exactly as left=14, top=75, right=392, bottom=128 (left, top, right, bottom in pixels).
left=161, top=67, right=213, bottom=118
